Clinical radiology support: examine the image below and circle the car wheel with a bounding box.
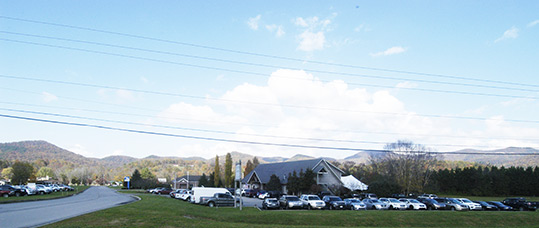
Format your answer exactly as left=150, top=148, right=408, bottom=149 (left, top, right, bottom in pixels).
left=389, top=205, right=394, bottom=210
left=409, top=206, right=414, bottom=210
left=286, top=204, right=290, bottom=210
left=208, top=202, right=215, bottom=208
left=263, top=205, right=267, bottom=210
left=2, top=194, right=7, bottom=198
left=519, top=207, right=524, bottom=211
left=40, top=191, right=44, bottom=195
left=15, top=192, right=20, bottom=197
left=308, top=205, right=312, bottom=210
left=427, top=206, right=432, bottom=210
left=451, top=207, right=456, bottom=211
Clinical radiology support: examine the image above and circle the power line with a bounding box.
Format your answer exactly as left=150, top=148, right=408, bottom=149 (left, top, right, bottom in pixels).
left=2, top=100, right=537, bottom=142
left=1, top=113, right=537, bottom=156
left=2, top=30, right=538, bottom=93
left=1, top=15, right=538, bottom=89
left=2, top=38, right=538, bottom=101
left=1, top=73, right=539, bottom=124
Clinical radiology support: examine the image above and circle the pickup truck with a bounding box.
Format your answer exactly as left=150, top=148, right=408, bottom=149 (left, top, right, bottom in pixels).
left=502, top=198, right=538, bottom=211
left=199, top=193, right=235, bottom=207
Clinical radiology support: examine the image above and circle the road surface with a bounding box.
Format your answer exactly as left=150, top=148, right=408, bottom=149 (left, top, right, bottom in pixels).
left=0, top=186, right=136, bottom=228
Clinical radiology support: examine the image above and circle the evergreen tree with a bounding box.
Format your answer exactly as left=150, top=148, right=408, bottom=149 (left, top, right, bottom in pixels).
left=244, top=160, right=254, bottom=176
left=286, top=171, right=300, bottom=195
left=253, top=157, right=260, bottom=167
left=214, top=155, right=221, bottom=187
left=301, top=169, right=317, bottom=193
left=199, top=173, right=209, bottom=187
left=267, top=174, right=282, bottom=191
left=208, top=172, right=215, bottom=187
left=224, top=153, right=233, bottom=187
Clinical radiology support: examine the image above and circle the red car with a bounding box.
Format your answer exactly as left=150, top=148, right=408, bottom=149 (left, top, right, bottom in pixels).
left=154, top=188, right=173, bottom=195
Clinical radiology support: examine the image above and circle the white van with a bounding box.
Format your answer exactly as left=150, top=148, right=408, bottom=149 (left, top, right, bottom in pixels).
left=190, top=187, right=231, bottom=204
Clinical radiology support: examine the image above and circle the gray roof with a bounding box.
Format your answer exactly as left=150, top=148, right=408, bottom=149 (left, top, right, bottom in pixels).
left=174, top=175, right=202, bottom=182
left=242, top=158, right=343, bottom=184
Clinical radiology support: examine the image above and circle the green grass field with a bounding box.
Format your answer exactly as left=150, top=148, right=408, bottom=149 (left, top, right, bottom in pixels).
left=47, top=193, right=539, bottom=228
left=0, top=186, right=90, bottom=203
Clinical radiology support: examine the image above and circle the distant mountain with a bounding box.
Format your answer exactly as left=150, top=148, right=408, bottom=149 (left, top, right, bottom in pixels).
left=0, top=140, right=98, bottom=167
left=100, top=155, right=138, bottom=167
left=286, top=154, right=315, bottom=161
left=443, top=147, right=539, bottom=167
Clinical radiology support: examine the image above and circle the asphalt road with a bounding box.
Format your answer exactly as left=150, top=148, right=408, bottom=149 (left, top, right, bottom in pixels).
left=0, top=186, right=136, bottom=228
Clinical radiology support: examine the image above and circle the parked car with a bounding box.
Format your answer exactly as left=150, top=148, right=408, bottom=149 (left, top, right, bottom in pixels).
left=399, top=198, right=427, bottom=210
left=0, top=185, right=27, bottom=197
left=240, top=189, right=256, bottom=197
left=258, top=191, right=270, bottom=199
left=344, top=198, right=367, bottom=210
left=362, top=198, right=389, bottom=210
left=170, top=189, right=182, bottom=198
left=23, top=185, right=37, bottom=195
left=300, top=194, right=326, bottom=210
left=61, top=184, right=74, bottom=191
left=0, top=187, right=10, bottom=197
left=199, top=193, right=235, bottom=207
left=317, top=191, right=331, bottom=199
left=473, top=201, right=499, bottom=211
left=322, top=196, right=346, bottom=210
left=502, top=198, right=537, bottom=211
left=154, top=188, right=173, bottom=195
left=417, top=198, right=447, bottom=210
left=379, top=198, right=407, bottom=210
left=435, top=198, right=468, bottom=211
left=455, top=198, right=482, bottom=211
left=488, top=201, right=513, bottom=211
left=36, top=185, right=50, bottom=195
left=262, top=198, right=281, bottom=210
left=359, top=193, right=378, bottom=200
left=266, top=191, right=282, bottom=199
left=417, top=194, right=438, bottom=199
left=279, top=195, right=304, bottom=209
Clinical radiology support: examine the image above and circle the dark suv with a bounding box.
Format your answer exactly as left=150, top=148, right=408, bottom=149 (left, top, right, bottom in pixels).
left=502, top=198, right=537, bottom=211
left=0, top=185, right=27, bottom=197
left=322, top=195, right=346, bottom=210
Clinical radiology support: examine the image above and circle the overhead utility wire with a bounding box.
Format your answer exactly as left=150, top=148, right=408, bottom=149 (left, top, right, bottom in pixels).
left=2, top=38, right=537, bottom=102
left=2, top=107, right=497, bottom=148
left=1, top=113, right=537, bottom=156
left=1, top=15, right=537, bottom=89
left=3, top=101, right=536, bottom=142
left=2, top=30, right=537, bottom=93
left=2, top=74, right=539, bottom=125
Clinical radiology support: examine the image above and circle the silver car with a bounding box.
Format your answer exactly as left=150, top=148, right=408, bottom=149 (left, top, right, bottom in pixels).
left=362, top=198, right=389, bottom=210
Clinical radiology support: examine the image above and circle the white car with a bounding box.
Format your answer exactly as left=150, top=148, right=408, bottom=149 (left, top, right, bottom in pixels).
left=456, top=198, right=482, bottom=211
left=380, top=198, right=407, bottom=210
left=299, top=194, right=326, bottom=209
left=399, top=198, right=427, bottom=210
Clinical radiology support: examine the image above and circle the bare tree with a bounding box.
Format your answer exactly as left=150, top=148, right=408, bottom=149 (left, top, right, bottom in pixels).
left=370, top=140, right=439, bottom=195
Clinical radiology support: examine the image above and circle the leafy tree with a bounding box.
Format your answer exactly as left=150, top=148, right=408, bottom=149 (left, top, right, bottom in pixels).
left=1, top=167, right=13, bottom=180
left=36, top=167, right=55, bottom=179
left=266, top=174, right=282, bottom=191
left=140, top=167, right=155, bottom=179
left=244, top=160, right=254, bottom=176
left=214, top=155, right=221, bottom=187
left=224, top=153, right=233, bottom=187
left=11, top=161, right=34, bottom=185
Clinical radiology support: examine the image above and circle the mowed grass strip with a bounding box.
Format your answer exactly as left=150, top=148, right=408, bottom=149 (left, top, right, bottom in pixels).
left=48, top=193, right=539, bottom=228
left=0, top=186, right=90, bottom=203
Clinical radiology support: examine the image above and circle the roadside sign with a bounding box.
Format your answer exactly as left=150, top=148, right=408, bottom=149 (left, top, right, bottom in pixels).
left=124, top=176, right=130, bottom=182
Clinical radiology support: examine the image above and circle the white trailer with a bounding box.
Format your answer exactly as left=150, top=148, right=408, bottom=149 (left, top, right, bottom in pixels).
left=190, top=187, right=230, bottom=204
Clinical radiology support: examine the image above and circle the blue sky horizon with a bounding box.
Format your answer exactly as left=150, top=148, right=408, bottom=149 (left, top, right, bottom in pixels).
left=1, top=1, right=538, bottom=159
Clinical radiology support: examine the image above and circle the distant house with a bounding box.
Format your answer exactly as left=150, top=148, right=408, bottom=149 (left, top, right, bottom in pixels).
left=172, top=175, right=201, bottom=189
left=242, top=158, right=345, bottom=194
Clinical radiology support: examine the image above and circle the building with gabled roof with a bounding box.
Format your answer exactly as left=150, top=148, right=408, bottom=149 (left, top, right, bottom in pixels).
left=241, top=158, right=345, bottom=194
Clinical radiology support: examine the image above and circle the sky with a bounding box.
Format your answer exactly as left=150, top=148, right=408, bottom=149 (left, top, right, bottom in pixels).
left=0, top=1, right=538, bottom=160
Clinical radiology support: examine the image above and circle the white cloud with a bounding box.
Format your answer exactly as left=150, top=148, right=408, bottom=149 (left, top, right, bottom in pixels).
left=97, top=89, right=136, bottom=103
left=395, top=81, right=418, bottom=89
left=494, top=26, right=519, bottom=43
left=293, top=16, right=333, bottom=52
left=247, top=15, right=261, bottom=30
left=69, top=144, right=93, bottom=157
left=297, top=31, right=325, bottom=51
left=370, top=46, right=407, bottom=57
left=41, top=92, right=58, bottom=102
left=266, top=24, right=285, bottom=37
left=527, top=20, right=539, bottom=27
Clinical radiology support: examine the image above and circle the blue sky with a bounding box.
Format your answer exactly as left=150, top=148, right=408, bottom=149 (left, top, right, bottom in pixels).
left=1, top=1, right=538, bottom=159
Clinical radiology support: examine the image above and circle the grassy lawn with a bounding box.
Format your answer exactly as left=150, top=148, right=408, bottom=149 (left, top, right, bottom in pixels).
left=0, top=185, right=90, bottom=203
left=48, top=193, right=539, bottom=228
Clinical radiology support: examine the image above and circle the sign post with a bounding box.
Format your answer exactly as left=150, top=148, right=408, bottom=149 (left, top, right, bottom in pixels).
left=124, top=176, right=130, bottom=189
left=235, top=161, right=242, bottom=210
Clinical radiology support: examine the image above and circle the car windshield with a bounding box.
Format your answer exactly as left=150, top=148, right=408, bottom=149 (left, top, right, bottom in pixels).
left=308, top=196, right=320, bottom=200
left=390, top=199, right=400, bottom=203
left=267, top=199, right=278, bottom=203
left=286, top=196, right=300, bottom=201
left=410, top=199, right=420, bottom=203
left=329, top=197, right=342, bottom=201
left=448, top=199, right=460, bottom=203
left=348, top=199, right=360, bottom=203
left=371, top=199, right=380, bottom=203
left=461, top=199, right=473, bottom=203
